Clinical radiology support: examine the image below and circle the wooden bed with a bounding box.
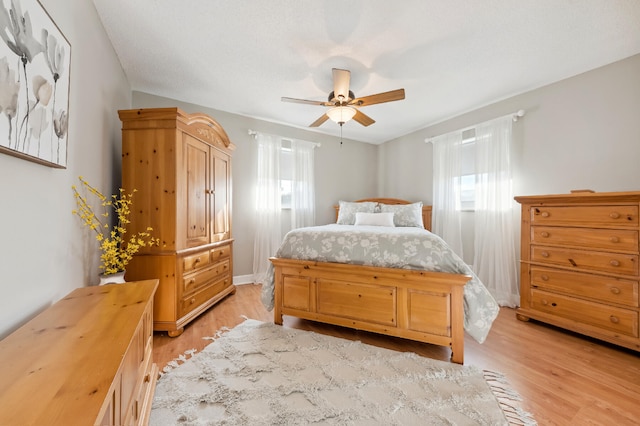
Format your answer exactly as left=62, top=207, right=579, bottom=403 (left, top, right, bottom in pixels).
left=270, top=198, right=471, bottom=364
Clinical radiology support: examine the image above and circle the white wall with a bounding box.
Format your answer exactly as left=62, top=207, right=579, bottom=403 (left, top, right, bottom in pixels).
left=131, top=91, right=379, bottom=279
left=379, top=53, right=640, bottom=264
left=0, top=0, right=131, bottom=338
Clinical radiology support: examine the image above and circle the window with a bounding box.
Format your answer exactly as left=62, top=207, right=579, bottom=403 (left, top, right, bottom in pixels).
left=458, top=129, right=476, bottom=211
left=280, top=144, right=292, bottom=209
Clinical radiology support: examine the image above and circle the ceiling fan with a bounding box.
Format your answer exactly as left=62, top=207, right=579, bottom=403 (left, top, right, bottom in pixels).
left=281, top=68, right=405, bottom=128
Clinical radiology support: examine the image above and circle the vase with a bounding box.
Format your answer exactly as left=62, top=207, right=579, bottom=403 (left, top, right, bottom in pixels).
left=99, top=270, right=127, bottom=285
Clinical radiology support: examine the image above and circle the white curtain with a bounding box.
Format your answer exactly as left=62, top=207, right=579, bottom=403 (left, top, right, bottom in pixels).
left=290, top=139, right=316, bottom=229
left=473, top=116, right=519, bottom=307
left=252, top=134, right=282, bottom=284
left=431, top=131, right=464, bottom=257
left=430, top=114, right=519, bottom=307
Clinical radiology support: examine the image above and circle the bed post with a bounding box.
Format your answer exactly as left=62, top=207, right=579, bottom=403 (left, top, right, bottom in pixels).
left=450, top=284, right=465, bottom=364
left=271, top=257, right=284, bottom=325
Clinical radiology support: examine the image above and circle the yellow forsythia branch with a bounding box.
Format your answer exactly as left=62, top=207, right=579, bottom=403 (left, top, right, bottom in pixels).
left=72, top=176, right=159, bottom=275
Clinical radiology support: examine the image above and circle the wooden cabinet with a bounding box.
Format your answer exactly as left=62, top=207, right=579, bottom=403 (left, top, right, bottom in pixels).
left=515, top=191, right=640, bottom=352
left=0, top=280, right=159, bottom=426
left=119, top=107, right=235, bottom=336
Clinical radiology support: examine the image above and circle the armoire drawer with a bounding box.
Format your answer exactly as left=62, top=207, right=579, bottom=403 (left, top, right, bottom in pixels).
left=182, top=259, right=230, bottom=295
left=180, top=275, right=232, bottom=317
left=210, top=244, right=231, bottom=262
left=531, top=289, right=638, bottom=337
left=530, top=205, right=638, bottom=227
left=183, top=251, right=211, bottom=272
left=531, top=246, right=638, bottom=276
left=530, top=267, right=639, bottom=307
left=531, top=226, right=638, bottom=252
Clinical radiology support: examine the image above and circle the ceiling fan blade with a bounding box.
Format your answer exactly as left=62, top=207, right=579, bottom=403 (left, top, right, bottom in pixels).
left=352, top=109, right=375, bottom=127
left=350, top=88, right=405, bottom=107
left=332, top=68, right=351, bottom=102
left=281, top=97, right=332, bottom=106
left=309, top=113, right=329, bottom=127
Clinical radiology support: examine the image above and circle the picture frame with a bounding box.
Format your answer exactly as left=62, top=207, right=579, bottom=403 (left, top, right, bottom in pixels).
left=0, top=0, right=71, bottom=169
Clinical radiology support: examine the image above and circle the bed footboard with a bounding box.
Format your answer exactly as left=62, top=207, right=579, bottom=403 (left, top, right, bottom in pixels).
left=270, top=257, right=470, bottom=364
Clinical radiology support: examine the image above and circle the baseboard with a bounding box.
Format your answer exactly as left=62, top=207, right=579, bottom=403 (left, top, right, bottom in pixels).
left=233, top=274, right=256, bottom=285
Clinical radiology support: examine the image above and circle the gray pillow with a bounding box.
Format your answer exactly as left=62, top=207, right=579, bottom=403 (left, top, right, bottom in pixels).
left=379, top=202, right=424, bottom=227
left=336, top=201, right=377, bottom=225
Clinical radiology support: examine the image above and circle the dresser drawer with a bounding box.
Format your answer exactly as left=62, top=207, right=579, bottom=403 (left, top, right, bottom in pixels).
left=183, top=251, right=210, bottom=272
left=180, top=275, right=232, bottom=317
left=531, top=289, right=638, bottom=337
left=123, top=343, right=155, bottom=426
left=531, top=226, right=638, bottom=252
left=530, top=267, right=639, bottom=307
left=182, top=259, right=230, bottom=295
left=531, top=246, right=638, bottom=276
left=531, top=205, right=638, bottom=227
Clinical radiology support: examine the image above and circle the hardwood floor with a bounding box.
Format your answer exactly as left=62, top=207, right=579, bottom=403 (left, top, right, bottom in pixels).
left=153, top=284, right=640, bottom=426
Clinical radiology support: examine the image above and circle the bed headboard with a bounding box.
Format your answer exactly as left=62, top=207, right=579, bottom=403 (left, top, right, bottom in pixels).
left=334, top=198, right=432, bottom=231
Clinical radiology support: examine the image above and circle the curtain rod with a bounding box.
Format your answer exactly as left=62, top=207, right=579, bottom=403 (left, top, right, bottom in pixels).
left=424, top=109, right=525, bottom=143
left=248, top=129, right=321, bottom=147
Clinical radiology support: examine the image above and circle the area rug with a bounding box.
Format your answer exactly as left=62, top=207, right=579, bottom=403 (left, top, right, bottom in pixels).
left=150, top=319, right=536, bottom=425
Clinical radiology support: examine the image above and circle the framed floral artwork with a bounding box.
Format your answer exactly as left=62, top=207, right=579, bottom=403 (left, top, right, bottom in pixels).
left=0, top=0, right=70, bottom=168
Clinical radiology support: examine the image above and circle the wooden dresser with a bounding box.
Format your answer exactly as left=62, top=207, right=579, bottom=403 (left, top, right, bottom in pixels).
left=515, top=191, right=640, bottom=352
left=0, top=280, right=159, bottom=426
left=119, top=108, right=235, bottom=336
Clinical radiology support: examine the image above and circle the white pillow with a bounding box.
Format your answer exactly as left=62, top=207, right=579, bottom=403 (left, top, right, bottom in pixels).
left=379, top=202, right=424, bottom=227
left=336, top=201, right=378, bottom=225
left=354, top=212, right=395, bottom=227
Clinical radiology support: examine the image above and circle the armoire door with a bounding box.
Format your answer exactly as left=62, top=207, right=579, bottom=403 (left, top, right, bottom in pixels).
left=211, top=151, right=231, bottom=242
left=184, top=133, right=210, bottom=247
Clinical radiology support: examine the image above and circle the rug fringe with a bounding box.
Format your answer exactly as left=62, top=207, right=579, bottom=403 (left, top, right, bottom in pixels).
left=483, top=370, right=537, bottom=426
left=160, top=348, right=198, bottom=376
left=202, top=326, right=231, bottom=341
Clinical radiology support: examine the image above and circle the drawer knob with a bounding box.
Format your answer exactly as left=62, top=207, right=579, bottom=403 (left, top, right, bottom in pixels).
left=609, top=236, right=620, bottom=243
left=189, top=279, right=196, bottom=284
left=144, top=374, right=151, bottom=383
left=609, top=260, right=620, bottom=267
left=541, top=251, right=549, bottom=258
left=541, top=211, right=550, bottom=218
left=194, top=258, right=201, bottom=264
left=540, top=274, right=549, bottom=281
left=541, top=299, right=548, bottom=305
left=540, top=231, right=550, bottom=238
left=610, top=287, right=621, bottom=295
left=609, top=212, right=620, bottom=219
left=609, top=315, right=619, bottom=324
left=190, top=298, right=196, bottom=304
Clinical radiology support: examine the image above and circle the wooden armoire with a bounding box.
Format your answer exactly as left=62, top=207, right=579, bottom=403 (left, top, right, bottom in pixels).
left=119, top=107, right=235, bottom=336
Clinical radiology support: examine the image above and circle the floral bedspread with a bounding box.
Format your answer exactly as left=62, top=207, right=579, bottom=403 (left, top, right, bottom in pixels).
left=261, top=224, right=500, bottom=343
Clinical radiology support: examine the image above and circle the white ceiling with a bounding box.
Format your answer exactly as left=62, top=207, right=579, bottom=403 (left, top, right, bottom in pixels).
left=92, top=0, right=640, bottom=144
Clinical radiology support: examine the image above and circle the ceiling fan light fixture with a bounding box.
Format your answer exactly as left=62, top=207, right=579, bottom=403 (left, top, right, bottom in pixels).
left=326, top=106, right=356, bottom=124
